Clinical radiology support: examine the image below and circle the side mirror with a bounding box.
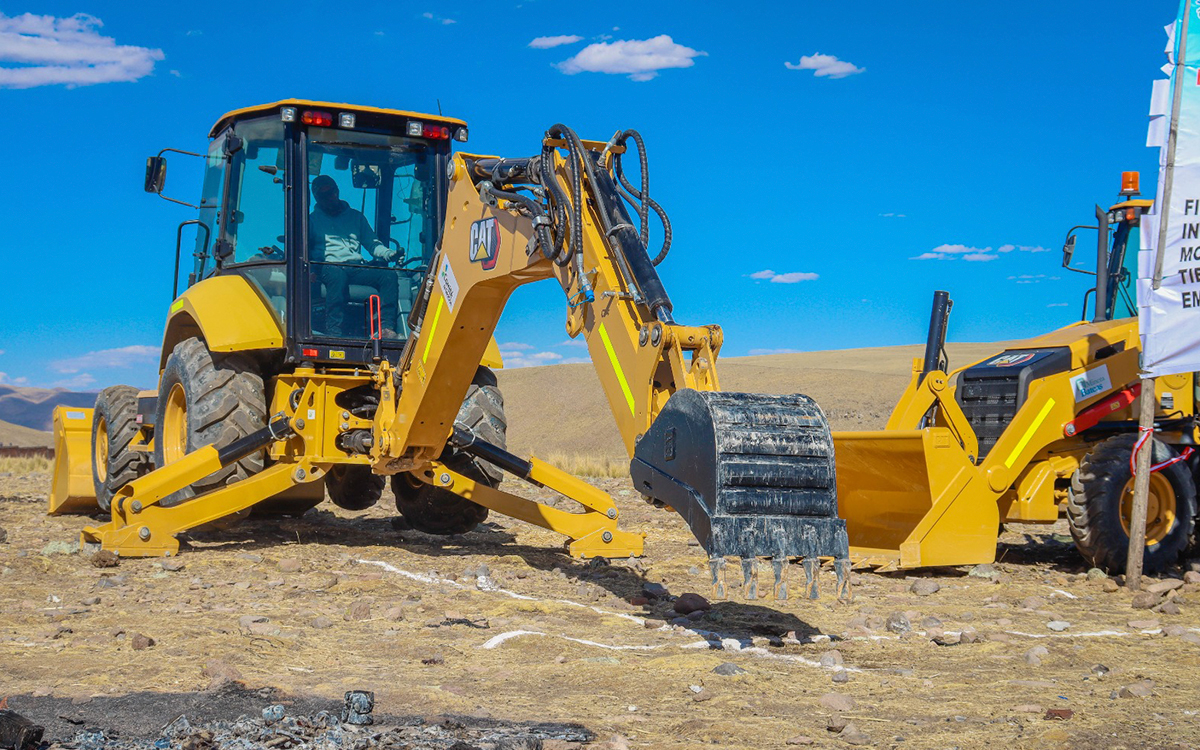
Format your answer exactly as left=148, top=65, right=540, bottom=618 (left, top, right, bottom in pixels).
left=1062, top=234, right=1076, bottom=268
left=145, top=156, right=167, bottom=193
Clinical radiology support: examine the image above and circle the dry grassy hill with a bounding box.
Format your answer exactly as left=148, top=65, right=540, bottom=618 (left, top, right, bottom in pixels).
left=0, top=385, right=95, bottom=431
left=0, top=418, right=53, bottom=448
left=496, top=342, right=1002, bottom=462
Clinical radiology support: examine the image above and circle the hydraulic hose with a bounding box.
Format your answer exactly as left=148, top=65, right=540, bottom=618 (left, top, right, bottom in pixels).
left=612, top=130, right=673, bottom=266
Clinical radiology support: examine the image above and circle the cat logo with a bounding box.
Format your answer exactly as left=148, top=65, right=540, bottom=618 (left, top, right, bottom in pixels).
left=469, top=217, right=500, bottom=271
left=986, top=352, right=1038, bottom=368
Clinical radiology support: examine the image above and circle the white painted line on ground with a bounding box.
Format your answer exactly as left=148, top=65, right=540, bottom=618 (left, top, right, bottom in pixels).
left=357, top=557, right=645, bottom=624
left=481, top=630, right=662, bottom=651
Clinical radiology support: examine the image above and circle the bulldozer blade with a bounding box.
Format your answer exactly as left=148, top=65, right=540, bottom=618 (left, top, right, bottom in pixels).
left=630, top=390, right=849, bottom=566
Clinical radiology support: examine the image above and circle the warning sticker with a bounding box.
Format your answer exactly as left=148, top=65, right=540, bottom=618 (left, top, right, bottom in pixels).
left=438, top=255, right=459, bottom=311
left=1070, top=364, right=1113, bottom=402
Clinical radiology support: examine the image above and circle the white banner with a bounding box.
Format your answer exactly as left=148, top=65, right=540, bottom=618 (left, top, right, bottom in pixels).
left=1139, top=1, right=1200, bottom=377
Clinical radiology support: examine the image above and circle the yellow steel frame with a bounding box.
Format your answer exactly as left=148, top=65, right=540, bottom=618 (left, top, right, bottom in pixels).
left=835, top=317, right=1144, bottom=569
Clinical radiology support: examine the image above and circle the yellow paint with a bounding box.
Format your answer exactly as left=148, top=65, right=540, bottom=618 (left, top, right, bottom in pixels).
left=598, top=323, right=635, bottom=416
left=480, top=337, right=504, bottom=369
left=422, top=296, right=444, bottom=364
left=1005, top=399, right=1056, bottom=469
left=161, top=275, right=284, bottom=368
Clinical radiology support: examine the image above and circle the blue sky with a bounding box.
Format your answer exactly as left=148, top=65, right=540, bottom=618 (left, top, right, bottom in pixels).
left=0, top=1, right=1179, bottom=389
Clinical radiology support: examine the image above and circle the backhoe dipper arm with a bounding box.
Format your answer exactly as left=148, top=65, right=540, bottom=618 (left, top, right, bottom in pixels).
left=374, top=126, right=848, bottom=582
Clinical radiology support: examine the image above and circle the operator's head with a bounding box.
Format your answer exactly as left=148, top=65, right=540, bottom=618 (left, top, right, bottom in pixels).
left=312, top=175, right=342, bottom=214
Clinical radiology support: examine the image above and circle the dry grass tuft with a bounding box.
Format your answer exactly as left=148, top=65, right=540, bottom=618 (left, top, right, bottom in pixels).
left=542, top=452, right=627, bottom=478
left=0, top=455, right=53, bottom=475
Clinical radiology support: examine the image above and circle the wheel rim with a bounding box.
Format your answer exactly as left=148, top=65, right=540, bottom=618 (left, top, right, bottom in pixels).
left=162, top=382, right=188, bottom=464
left=1121, top=472, right=1178, bottom=546
left=94, top=416, right=109, bottom=483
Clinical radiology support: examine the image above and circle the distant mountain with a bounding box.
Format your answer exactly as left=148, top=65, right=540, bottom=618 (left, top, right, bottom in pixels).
left=0, top=418, right=53, bottom=448
left=0, top=385, right=97, bottom=431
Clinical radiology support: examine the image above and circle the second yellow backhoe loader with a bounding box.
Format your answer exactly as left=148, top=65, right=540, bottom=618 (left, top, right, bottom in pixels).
left=49, top=100, right=849, bottom=600
left=835, top=172, right=1198, bottom=573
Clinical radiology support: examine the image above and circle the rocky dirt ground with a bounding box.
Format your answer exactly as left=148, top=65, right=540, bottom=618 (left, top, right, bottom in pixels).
left=3, top=469, right=1200, bottom=750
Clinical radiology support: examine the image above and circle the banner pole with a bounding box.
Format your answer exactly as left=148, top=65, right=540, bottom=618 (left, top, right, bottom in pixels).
left=1130, top=1, right=1191, bottom=588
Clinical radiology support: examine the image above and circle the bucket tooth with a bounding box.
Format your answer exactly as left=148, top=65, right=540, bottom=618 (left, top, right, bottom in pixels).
left=802, top=557, right=820, bottom=600
left=771, top=556, right=788, bottom=600
left=709, top=555, right=727, bottom=600
left=834, top=558, right=852, bottom=602
left=740, top=557, right=758, bottom=600
left=630, top=390, right=850, bottom=570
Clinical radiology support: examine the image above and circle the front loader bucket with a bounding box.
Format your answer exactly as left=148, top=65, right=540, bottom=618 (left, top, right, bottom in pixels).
left=631, top=390, right=849, bottom=563
left=48, top=406, right=98, bottom=515
left=833, top=428, right=1000, bottom=569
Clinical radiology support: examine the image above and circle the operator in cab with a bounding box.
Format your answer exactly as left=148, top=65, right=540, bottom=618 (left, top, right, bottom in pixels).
left=309, top=174, right=400, bottom=337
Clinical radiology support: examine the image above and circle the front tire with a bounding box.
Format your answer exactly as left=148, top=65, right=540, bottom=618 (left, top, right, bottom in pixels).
left=91, top=385, right=148, bottom=512
left=153, top=338, right=266, bottom=507
left=392, top=367, right=505, bottom=535
left=1067, top=434, right=1196, bottom=573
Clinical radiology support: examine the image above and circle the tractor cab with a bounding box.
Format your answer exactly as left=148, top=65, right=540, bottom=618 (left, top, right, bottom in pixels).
left=1061, top=171, right=1154, bottom=323
left=146, top=99, right=467, bottom=367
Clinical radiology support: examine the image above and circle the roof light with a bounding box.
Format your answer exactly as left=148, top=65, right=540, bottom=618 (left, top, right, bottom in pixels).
left=280, top=106, right=297, bottom=123
left=1121, top=171, right=1140, bottom=196
left=406, top=121, right=423, bottom=137
left=422, top=124, right=450, bottom=140
left=338, top=112, right=356, bottom=129
left=301, top=110, right=333, bottom=127
left=454, top=127, right=468, bottom=143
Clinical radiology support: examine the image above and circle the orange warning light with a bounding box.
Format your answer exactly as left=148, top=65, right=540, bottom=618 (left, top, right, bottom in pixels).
left=1121, top=171, right=1140, bottom=196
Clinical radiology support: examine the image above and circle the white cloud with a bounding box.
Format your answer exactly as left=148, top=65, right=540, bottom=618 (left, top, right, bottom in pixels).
left=559, top=339, right=588, bottom=348
left=422, top=12, right=433, bottom=18
left=421, top=11, right=456, bottom=25
left=499, top=341, right=534, bottom=351
left=0, top=12, right=164, bottom=89
left=52, top=372, right=98, bottom=390
left=749, top=270, right=819, bottom=283
left=50, top=344, right=158, bottom=374
left=912, top=244, right=997, bottom=261
left=0, top=372, right=29, bottom=386
left=500, top=350, right=564, bottom=368
left=556, top=35, right=705, bottom=81
left=915, top=242, right=1049, bottom=261
left=185, top=30, right=202, bottom=37
left=529, top=35, right=582, bottom=49
left=748, top=348, right=799, bottom=356
left=442, top=18, right=456, bottom=25
left=771, top=272, right=820, bottom=283
left=879, top=212, right=906, bottom=218
left=784, top=53, right=864, bottom=79
left=1047, top=302, right=1069, bottom=307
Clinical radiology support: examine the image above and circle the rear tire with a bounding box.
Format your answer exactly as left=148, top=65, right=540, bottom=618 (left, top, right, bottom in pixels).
left=91, top=385, right=148, bottom=512
left=153, top=338, right=266, bottom=507
left=392, top=367, right=505, bottom=535
left=327, top=464, right=385, bottom=511
left=1067, top=434, right=1196, bottom=574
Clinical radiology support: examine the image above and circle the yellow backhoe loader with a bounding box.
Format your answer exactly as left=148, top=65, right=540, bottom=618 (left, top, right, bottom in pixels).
left=49, top=100, right=850, bottom=600
left=836, top=172, right=1198, bottom=573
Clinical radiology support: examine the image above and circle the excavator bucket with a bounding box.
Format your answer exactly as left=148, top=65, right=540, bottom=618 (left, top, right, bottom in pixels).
left=833, top=428, right=1000, bottom=569
left=48, top=406, right=98, bottom=515
left=631, top=390, right=849, bottom=597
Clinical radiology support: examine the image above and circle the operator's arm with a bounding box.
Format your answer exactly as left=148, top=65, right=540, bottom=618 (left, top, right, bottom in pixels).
left=359, top=213, right=398, bottom=261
